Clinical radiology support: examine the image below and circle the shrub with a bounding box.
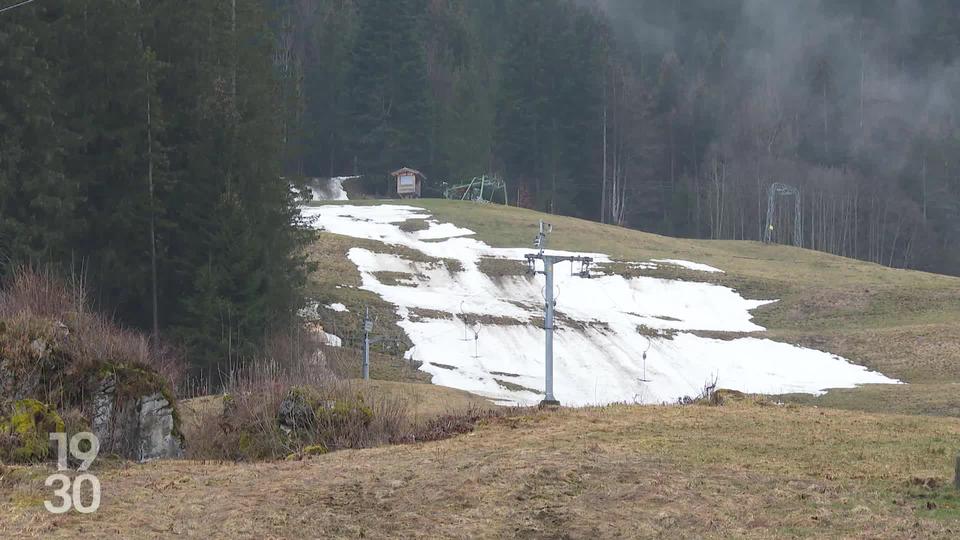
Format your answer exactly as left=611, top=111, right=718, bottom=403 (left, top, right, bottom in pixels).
left=413, top=406, right=504, bottom=443
left=184, top=350, right=416, bottom=460
left=0, top=267, right=184, bottom=392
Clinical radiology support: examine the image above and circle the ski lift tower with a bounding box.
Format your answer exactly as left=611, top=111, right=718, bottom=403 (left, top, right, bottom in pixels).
left=764, top=182, right=802, bottom=247
left=525, top=220, right=593, bottom=407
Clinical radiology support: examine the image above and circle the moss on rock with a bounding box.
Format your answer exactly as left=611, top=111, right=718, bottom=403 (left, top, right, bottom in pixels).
left=303, top=443, right=328, bottom=456
left=0, top=399, right=65, bottom=463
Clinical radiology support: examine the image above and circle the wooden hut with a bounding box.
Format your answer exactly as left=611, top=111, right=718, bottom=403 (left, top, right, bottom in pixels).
left=391, top=167, right=425, bottom=198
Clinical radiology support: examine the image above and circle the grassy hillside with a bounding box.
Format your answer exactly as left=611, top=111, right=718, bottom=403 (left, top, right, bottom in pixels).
left=3, top=200, right=960, bottom=538
left=307, top=199, right=960, bottom=416
left=4, top=402, right=960, bottom=537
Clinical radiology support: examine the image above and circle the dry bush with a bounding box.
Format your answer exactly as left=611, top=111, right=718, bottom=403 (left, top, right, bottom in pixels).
left=185, top=346, right=418, bottom=460
left=320, top=344, right=360, bottom=379
left=183, top=330, right=503, bottom=461
left=412, top=405, right=507, bottom=443
left=0, top=266, right=185, bottom=394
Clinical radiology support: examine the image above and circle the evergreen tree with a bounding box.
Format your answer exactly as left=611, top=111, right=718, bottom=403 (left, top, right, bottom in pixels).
left=0, top=3, right=72, bottom=266
left=51, top=0, right=158, bottom=321
left=1, top=1, right=310, bottom=375
left=346, top=0, right=430, bottom=190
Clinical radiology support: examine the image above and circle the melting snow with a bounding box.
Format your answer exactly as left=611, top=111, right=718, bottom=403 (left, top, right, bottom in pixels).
left=327, top=303, right=349, bottom=313
left=308, top=177, right=353, bottom=201
left=323, top=332, right=343, bottom=347
left=301, top=204, right=899, bottom=406
left=651, top=259, right=724, bottom=273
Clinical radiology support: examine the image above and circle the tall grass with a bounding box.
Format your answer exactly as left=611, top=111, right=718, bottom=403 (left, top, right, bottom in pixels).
left=0, top=266, right=184, bottom=392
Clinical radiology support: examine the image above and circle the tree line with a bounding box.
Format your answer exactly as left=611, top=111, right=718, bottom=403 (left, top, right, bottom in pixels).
left=4, top=0, right=960, bottom=374
left=1, top=0, right=309, bottom=373
left=279, top=0, right=960, bottom=275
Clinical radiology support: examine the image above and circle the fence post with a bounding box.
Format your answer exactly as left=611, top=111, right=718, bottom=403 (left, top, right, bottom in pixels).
left=955, top=454, right=960, bottom=490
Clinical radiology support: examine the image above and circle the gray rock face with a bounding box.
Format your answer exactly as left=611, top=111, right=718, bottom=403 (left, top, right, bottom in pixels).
left=137, top=392, right=183, bottom=461
left=92, top=376, right=183, bottom=462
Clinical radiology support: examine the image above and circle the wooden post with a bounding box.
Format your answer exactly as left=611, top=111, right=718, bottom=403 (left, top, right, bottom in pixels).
left=955, top=455, right=960, bottom=490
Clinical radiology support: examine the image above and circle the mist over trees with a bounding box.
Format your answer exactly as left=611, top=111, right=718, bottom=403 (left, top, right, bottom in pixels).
left=280, top=0, right=960, bottom=275
left=594, top=0, right=960, bottom=273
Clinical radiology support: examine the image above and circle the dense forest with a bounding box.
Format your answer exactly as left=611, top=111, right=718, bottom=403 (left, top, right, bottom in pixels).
left=278, top=0, right=960, bottom=275
left=0, top=0, right=309, bottom=372
left=3, top=0, right=960, bottom=372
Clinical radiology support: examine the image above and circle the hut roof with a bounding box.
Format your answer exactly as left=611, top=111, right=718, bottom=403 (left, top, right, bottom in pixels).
left=390, top=167, right=426, bottom=179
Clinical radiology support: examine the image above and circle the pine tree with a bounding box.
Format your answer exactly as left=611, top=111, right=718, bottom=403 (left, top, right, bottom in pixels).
left=346, top=0, right=430, bottom=190
left=50, top=0, right=157, bottom=322
left=0, top=3, right=72, bottom=267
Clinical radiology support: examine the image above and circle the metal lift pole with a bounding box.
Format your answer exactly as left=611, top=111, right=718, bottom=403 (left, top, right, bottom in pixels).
left=362, top=307, right=372, bottom=380
left=542, top=255, right=558, bottom=404
left=526, top=221, right=592, bottom=407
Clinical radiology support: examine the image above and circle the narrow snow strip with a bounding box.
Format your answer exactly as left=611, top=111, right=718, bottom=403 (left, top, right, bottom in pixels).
left=326, top=303, right=349, bottom=313
left=651, top=259, right=724, bottom=273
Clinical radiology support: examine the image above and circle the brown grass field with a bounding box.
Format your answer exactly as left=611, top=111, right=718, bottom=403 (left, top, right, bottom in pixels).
left=3, top=402, right=960, bottom=538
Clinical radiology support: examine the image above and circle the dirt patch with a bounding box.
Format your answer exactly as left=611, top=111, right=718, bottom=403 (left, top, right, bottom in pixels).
left=529, top=315, right=611, bottom=333
left=478, top=257, right=529, bottom=278
left=688, top=330, right=755, bottom=341
left=441, top=258, right=464, bottom=273
left=372, top=271, right=421, bottom=287
left=407, top=308, right=455, bottom=322
left=463, top=313, right=527, bottom=326
left=596, top=261, right=723, bottom=285
left=636, top=325, right=678, bottom=339
left=399, top=219, right=430, bottom=233
left=494, top=378, right=541, bottom=395
left=429, top=363, right=457, bottom=371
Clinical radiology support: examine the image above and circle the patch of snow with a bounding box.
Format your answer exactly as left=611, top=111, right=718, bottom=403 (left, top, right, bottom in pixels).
left=322, top=332, right=343, bottom=347
left=298, top=301, right=321, bottom=319
left=403, top=320, right=894, bottom=406
left=414, top=221, right=475, bottom=240
left=326, top=302, right=349, bottom=313
left=307, top=177, right=353, bottom=201
left=303, top=204, right=899, bottom=406
left=651, top=259, right=724, bottom=273
left=624, top=261, right=659, bottom=270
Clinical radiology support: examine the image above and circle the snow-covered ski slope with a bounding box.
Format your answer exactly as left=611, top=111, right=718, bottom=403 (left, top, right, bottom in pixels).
left=302, top=204, right=898, bottom=406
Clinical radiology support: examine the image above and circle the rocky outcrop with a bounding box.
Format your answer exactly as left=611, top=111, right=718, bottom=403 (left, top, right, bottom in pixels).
left=1, top=317, right=183, bottom=463
left=92, top=374, right=183, bottom=462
